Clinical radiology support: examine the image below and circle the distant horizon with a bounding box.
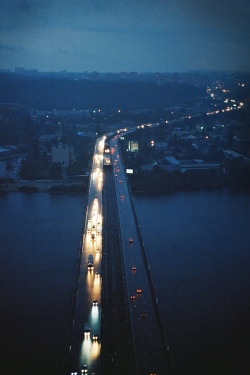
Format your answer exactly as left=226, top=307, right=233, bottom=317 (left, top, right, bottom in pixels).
left=1, top=67, right=249, bottom=75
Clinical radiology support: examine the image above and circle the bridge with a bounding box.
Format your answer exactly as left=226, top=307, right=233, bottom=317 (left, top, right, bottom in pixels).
left=62, top=131, right=173, bottom=375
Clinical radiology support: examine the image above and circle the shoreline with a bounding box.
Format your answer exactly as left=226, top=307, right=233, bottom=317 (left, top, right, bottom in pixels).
left=0, top=180, right=87, bottom=194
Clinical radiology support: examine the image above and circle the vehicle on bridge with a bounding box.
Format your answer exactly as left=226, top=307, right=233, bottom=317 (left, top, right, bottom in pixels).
left=87, top=219, right=92, bottom=233
left=84, top=323, right=91, bottom=337
left=103, top=154, right=112, bottom=166
left=81, top=364, right=88, bottom=373
left=88, top=255, right=94, bottom=270
left=129, top=238, right=133, bottom=244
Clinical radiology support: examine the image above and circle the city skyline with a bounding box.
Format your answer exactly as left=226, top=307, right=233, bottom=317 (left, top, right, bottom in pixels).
left=0, top=0, right=250, bottom=73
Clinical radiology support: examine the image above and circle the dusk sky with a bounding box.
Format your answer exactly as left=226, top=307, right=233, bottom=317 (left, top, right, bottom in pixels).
left=1, top=0, right=250, bottom=73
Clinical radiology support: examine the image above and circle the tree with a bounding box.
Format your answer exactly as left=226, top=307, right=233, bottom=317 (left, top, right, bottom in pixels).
left=49, top=162, right=62, bottom=179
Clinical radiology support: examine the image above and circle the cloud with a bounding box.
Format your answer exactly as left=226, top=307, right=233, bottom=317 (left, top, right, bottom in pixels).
left=0, top=0, right=249, bottom=72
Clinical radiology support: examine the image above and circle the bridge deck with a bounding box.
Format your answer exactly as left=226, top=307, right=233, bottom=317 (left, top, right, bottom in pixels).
left=111, top=135, right=173, bottom=375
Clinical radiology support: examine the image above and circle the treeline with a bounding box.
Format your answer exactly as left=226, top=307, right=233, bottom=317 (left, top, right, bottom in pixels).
left=0, top=73, right=205, bottom=111
left=127, top=164, right=250, bottom=194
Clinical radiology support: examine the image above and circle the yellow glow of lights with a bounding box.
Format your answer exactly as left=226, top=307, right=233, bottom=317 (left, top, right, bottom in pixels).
left=91, top=341, right=101, bottom=360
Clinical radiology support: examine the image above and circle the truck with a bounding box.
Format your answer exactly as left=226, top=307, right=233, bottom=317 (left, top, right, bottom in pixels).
left=88, top=255, right=94, bottom=270
left=87, top=219, right=92, bottom=233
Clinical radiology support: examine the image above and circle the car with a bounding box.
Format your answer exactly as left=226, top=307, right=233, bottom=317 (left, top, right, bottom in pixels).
left=129, top=238, right=133, bottom=244
left=119, top=180, right=122, bottom=184
left=96, top=248, right=100, bottom=252
left=93, top=334, right=98, bottom=341
left=132, top=266, right=136, bottom=271
left=121, top=196, right=124, bottom=200
left=136, top=289, right=142, bottom=294
left=93, top=300, right=98, bottom=306
left=95, top=272, right=100, bottom=278
left=130, top=295, right=135, bottom=300
left=81, top=365, right=88, bottom=373
left=115, top=174, right=118, bottom=178
left=84, top=323, right=91, bottom=337
left=140, top=313, right=146, bottom=319
left=71, top=371, right=78, bottom=375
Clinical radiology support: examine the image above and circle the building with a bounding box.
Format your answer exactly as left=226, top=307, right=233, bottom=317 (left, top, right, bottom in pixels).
left=0, top=161, right=6, bottom=178
left=128, top=141, right=139, bottom=152
left=172, top=128, right=182, bottom=137
left=0, top=147, right=13, bottom=178
left=51, top=143, right=74, bottom=168
left=0, top=147, right=13, bottom=160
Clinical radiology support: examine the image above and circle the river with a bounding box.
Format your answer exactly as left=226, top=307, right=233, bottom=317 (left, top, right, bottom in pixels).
left=133, top=188, right=250, bottom=375
left=0, top=192, right=86, bottom=375
left=1, top=189, right=250, bottom=374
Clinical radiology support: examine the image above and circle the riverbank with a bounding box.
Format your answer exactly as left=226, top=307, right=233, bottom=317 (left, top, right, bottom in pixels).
left=0, top=180, right=88, bottom=194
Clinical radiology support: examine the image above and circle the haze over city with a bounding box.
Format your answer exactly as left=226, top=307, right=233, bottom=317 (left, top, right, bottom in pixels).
left=1, top=0, right=250, bottom=73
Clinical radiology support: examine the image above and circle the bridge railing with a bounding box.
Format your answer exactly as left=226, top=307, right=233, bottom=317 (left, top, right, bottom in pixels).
left=118, top=141, right=173, bottom=374
left=61, top=153, right=92, bottom=375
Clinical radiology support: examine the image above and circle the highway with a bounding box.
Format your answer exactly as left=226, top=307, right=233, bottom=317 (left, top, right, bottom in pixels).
left=111, top=133, right=173, bottom=375
left=68, top=137, right=105, bottom=375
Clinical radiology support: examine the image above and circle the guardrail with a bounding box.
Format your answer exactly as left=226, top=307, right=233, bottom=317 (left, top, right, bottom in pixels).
left=61, top=155, right=92, bottom=375
left=118, top=141, right=173, bottom=374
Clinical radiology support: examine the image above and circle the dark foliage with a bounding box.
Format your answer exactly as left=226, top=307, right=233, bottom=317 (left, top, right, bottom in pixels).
left=0, top=73, right=205, bottom=111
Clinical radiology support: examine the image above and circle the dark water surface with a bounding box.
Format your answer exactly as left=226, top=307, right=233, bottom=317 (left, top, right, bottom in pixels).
left=133, top=188, right=250, bottom=375
left=1, top=190, right=250, bottom=375
left=0, top=193, right=86, bottom=375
